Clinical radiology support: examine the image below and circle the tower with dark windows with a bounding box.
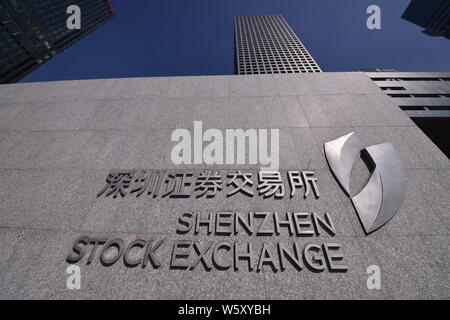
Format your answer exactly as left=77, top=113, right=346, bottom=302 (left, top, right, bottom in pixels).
left=0, top=0, right=115, bottom=83
left=402, top=0, right=450, bottom=40
left=234, top=15, right=321, bottom=74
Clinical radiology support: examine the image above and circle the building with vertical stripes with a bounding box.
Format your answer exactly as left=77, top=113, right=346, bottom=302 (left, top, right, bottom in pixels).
left=235, top=15, right=321, bottom=74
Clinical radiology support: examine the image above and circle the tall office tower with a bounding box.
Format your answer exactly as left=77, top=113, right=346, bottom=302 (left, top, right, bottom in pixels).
left=235, top=15, right=321, bottom=74
left=402, top=0, right=450, bottom=40
left=0, top=0, right=115, bottom=84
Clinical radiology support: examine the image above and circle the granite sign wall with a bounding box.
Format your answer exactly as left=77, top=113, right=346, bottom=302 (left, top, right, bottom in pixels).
left=0, top=72, right=448, bottom=299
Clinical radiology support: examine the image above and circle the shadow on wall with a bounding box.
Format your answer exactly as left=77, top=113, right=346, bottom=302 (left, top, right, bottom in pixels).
left=412, top=117, right=450, bottom=159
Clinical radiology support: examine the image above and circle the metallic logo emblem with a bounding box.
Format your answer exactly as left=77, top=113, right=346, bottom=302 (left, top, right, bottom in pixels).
left=324, top=132, right=406, bottom=234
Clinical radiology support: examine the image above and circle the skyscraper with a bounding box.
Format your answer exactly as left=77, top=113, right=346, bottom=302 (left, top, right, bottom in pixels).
left=235, top=15, right=321, bottom=74
left=0, top=0, right=115, bottom=84
left=402, top=0, right=450, bottom=40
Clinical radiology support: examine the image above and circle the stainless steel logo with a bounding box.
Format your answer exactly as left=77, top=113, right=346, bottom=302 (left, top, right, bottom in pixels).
left=324, top=132, right=406, bottom=234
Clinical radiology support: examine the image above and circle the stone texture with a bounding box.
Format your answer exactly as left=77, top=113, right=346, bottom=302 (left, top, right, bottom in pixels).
left=0, top=72, right=448, bottom=299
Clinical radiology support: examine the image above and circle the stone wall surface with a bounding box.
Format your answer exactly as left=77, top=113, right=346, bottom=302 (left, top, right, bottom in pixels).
left=0, top=72, right=448, bottom=299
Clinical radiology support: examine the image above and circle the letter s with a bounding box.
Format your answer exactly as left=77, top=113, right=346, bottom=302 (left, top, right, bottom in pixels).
left=67, top=237, right=90, bottom=263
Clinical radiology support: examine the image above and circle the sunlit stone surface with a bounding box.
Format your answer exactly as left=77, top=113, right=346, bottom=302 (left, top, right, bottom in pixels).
left=0, top=72, right=448, bottom=299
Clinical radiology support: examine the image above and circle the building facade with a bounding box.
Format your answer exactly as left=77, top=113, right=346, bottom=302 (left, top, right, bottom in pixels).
left=402, top=0, right=450, bottom=39
left=366, top=72, right=450, bottom=158
left=235, top=15, right=321, bottom=74
left=0, top=9, right=448, bottom=300
left=0, top=73, right=448, bottom=299
left=0, top=0, right=115, bottom=84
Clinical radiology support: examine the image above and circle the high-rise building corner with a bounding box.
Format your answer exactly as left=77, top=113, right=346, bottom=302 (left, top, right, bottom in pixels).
left=0, top=0, right=115, bottom=84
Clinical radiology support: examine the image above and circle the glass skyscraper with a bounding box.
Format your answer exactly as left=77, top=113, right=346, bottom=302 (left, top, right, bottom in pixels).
left=0, top=0, right=115, bottom=84
left=402, top=0, right=449, bottom=40
left=235, top=15, right=321, bottom=74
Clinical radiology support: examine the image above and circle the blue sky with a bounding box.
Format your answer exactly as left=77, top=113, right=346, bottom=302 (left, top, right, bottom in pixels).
left=21, top=0, right=450, bottom=82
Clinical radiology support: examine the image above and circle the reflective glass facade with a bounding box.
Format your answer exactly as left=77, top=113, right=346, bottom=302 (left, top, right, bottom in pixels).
left=0, top=0, right=115, bottom=83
